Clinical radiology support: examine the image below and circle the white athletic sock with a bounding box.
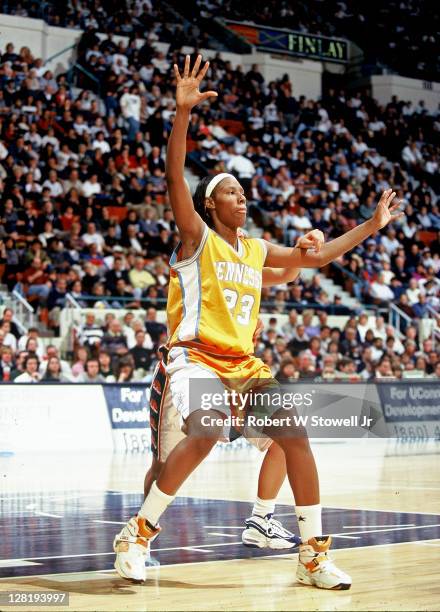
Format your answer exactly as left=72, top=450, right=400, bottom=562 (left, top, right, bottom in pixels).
left=139, top=481, right=175, bottom=526
left=252, top=496, right=276, bottom=518
left=295, top=503, right=322, bottom=543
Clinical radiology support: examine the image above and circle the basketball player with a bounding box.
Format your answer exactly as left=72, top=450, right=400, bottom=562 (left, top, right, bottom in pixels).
left=114, top=55, right=403, bottom=588
left=144, top=249, right=319, bottom=552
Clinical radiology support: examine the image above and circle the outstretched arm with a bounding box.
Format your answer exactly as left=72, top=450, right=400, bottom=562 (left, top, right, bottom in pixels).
left=264, top=190, right=403, bottom=268
left=261, top=230, right=324, bottom=286
left=166, top=55, right=217, bottom=247
left=262, top=267, right=300, bottom=286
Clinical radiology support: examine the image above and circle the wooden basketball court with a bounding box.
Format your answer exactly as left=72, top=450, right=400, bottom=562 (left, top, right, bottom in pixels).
left=0, top=439, right=439, bottom=611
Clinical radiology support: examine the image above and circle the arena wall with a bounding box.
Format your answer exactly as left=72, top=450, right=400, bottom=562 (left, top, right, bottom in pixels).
left=370, top=75, right=440, bottom=112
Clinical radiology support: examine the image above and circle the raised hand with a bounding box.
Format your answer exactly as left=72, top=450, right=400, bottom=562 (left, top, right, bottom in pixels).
left=371, top=189, right=404, bottom=230
left=173, top=55, right=218, bottom=111
left=296, top=229, right=324, bottom=253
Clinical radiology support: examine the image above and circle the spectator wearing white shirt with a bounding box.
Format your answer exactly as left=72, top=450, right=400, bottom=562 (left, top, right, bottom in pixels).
left=82, top=222, right=105, bottom=253
left=226, top=154, right=256, bottom=195
left=381, top=228, right=401, bottom=255
left=14, top=354, right=41, bottom=383
left=92, top=131, right=111, bottom=154
left=370, top=274, right=395, bottom=303
left=18, top=328, right=45, bottom=359
left=406, top=278, right=422, bottom=305
left=402, top=142, right=423, bottom=166
left=373, top=316, right=388, bottom=342
left=120, top=85, right=141, bottom=141
left=82, top=174, right=102, bottom=198
left=291, top=207, right=313, bottom=234
left=73, top=115, right=90, bottom=137
left=41, top=127, right=59, bottom=150
left=42, top=170, right=64, bottom=198
left=356, top=313, right=372, bottom=342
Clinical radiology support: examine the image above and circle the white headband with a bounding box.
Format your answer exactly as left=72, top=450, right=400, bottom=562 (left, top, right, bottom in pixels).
left=205, top=173, right=236, bottom=198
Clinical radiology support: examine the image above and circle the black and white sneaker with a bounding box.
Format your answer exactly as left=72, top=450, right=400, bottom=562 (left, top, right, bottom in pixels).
left=242, top=513, right=301, bottom=549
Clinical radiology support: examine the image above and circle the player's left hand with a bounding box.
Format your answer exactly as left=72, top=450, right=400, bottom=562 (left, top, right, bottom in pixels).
left=296, top=229, right=324, bottom=252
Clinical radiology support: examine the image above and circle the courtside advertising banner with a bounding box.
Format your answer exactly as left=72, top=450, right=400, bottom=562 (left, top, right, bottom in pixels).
left=377, top=381, right=440, bottom=439
left=102, top=384, right=151, bottom=452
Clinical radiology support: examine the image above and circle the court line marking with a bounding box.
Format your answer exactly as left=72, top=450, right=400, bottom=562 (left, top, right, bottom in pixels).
left=326, top=505, right=440, bottom=516
left=0, top=541, right=245, bottom=564
left=336, top=524, right=440, bottom=537
left=344, top=524, right=415, bottom=528
left=182, top=547, right=211, bottom=553
left=34, top=512, right=63, bottom=519
left=93, top=520, right=126, bottom=525
left=2, top=524, right=439, bottom=566
left=208, top=532, right=239, bottom=538
left=203, top=526, right=242, bottom=529
left=2, top=539, right=440, bottom=582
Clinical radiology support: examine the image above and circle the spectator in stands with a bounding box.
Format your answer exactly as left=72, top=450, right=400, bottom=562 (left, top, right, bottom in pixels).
left=98, top=350, right=116, bottom=382
left=145, top=307, right=167, bottom=344
left=276, top=359, right=298, bottom=382
left=369, top=273, right=395, bottom=305
left=0, top=308, right=21, bottom=339
left=101, top=319, right=128, bottom=357
left=0, top=346, right=14, bottom=382
left=14, top=354, right=41, bottom=383
left=129, top=329, right=153, bottom=373
left=78, top=312, right=104, bottom=350
left=116, top=355, right=135, bottom=382
left=71, top=346, right=89, bottom=378
left=80, top=358, right=106, bottom=383
left=129, top=256, right=157, bottom=297
left=41, top=356, right=72, bottom=382
left=120, top=85, right=142, bottom=142
left=374, top=356, right=395, bottom=379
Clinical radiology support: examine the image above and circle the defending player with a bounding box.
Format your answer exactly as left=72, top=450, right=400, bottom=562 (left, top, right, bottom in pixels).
left=144, top=259, right=315, bottom=552
left=114, top=55, right=403, bottom=589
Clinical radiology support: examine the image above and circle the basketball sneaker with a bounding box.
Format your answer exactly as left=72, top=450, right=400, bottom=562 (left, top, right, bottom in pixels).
left=242, top=513, right=301, bottom=549
left=113, top=516, right=161, bottom=582
left=296, top=536, right=352, bottom=590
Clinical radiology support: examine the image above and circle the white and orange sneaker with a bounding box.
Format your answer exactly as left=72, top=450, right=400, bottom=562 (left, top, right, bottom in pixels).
left=113, top=516, right=161, bottom=582
left=296, top=536, right=352, bottom=590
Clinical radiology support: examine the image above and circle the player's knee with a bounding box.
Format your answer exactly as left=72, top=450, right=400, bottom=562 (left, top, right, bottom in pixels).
left=190, top=436, right=218, bottom=456
left=275, top=435, right=311, bottom=455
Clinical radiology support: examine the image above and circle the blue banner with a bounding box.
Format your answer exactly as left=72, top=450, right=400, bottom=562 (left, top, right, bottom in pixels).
left=103, top=385, right=149, bottom=429
left=377, top=382, right=440, bottom=422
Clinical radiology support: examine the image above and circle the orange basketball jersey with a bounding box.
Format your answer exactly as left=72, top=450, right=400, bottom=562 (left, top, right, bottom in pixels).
left=167, top=224, right=267, bottom=357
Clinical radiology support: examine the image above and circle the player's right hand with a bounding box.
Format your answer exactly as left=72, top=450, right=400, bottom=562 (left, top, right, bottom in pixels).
left=296, top=229, right=324, bottom=253
left=173, top=55, right=218, bottom=111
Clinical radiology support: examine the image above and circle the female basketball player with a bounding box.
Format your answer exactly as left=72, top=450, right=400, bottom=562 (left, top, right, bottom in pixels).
left=143, top=257, right=319, bottom=552
left=114, top=56, right=403, bottom=588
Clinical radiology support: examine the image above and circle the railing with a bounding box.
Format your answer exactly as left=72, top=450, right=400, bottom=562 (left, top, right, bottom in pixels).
left=426, top=304, right=440, bottom=347
left=44, top=44, right=76, bottom=67
left=65, top=293, right=82, bottom=310
left=388, top=303, right=413, bottom=339
left=11, top=290, right=36, bottom=332
left=67, top=63, right=101, bottom=97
